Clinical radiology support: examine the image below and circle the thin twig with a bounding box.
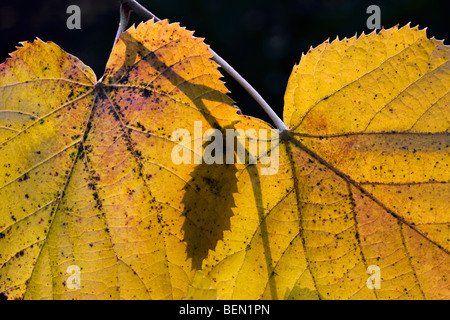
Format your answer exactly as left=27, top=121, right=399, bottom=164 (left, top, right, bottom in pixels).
left=209, top=49, right=288, bottom=132
left=113, top=2, right=132, bottom=48
left=121, top=0, right=159, bottom=21
left=119, top=0, right=287, bottom=132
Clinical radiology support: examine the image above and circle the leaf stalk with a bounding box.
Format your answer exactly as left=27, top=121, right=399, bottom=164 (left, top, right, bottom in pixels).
left=113, top=2, right=131, bottom=49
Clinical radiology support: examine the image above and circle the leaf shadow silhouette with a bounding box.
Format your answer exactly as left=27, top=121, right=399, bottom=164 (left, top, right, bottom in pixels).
left=181, top=161, right=238, bottom=270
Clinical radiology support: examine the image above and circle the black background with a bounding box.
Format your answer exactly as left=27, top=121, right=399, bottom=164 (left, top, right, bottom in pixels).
left=0, top=0, right=448, bottom=126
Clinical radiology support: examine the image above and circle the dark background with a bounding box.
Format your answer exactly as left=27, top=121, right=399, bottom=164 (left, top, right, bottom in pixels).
left=0, top=0, right=448, bottom=126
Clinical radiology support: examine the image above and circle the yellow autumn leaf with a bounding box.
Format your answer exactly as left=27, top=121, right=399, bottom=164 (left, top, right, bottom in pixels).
left=202, top=25, right=449, bottom=300
left=0, top=19, right=244, bottom=300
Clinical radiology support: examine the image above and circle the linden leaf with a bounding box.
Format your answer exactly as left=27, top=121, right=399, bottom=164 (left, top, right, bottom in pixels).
left=202, top=25, right=449, bottom=300
left=0, top=19, right=244, bottom=300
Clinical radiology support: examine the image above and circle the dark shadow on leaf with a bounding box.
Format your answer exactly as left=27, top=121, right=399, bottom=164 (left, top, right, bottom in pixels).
left=181, top=123, right=239, bottom=270
left=246, top=164, right=278, bottom=299
left=181, top=161, right=238, bottom=270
